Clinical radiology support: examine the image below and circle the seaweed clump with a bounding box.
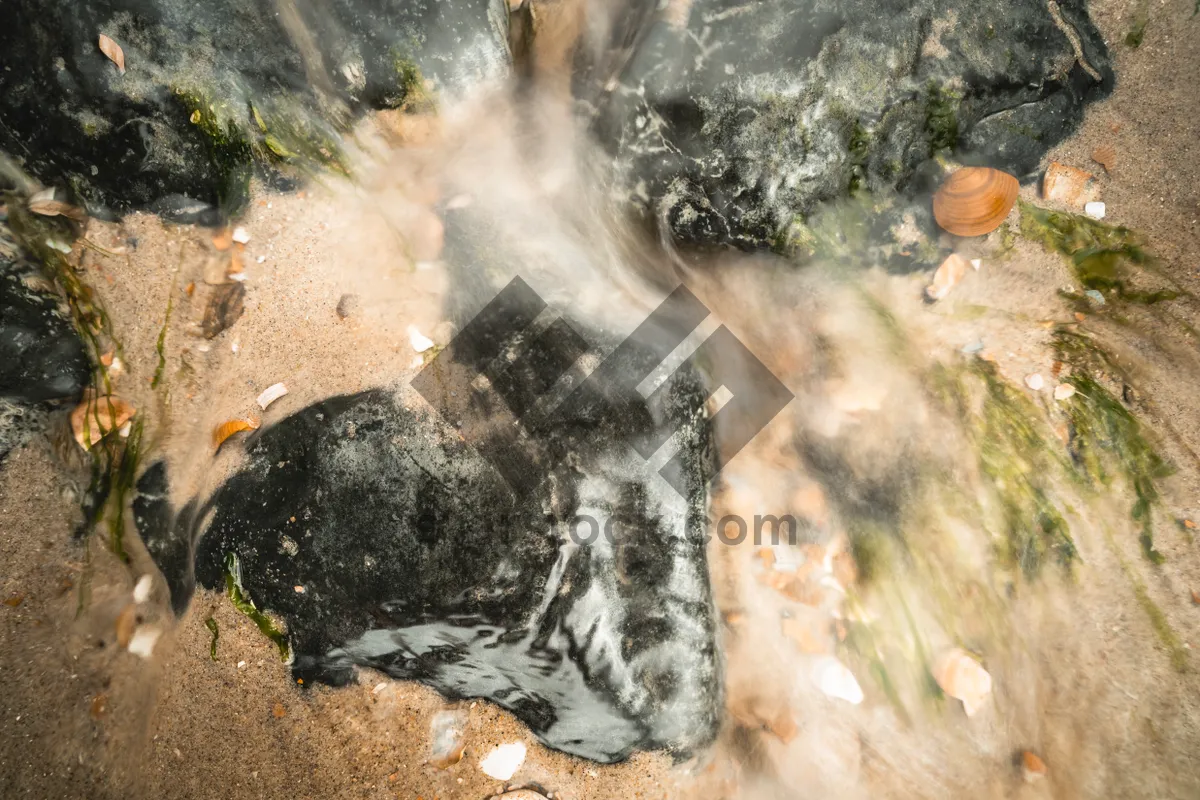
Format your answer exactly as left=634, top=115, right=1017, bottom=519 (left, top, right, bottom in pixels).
left=1018, top=200, right=1178, bottom=304
left=931, top=360, right=1077, bottom=577
left=1052, top=329, right=1175, bottom=563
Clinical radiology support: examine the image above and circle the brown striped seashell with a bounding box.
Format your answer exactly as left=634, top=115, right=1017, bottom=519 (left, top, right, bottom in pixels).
left=933, top=648, right=992, bottom=716
left=933, top=167, right=1019, bottom=237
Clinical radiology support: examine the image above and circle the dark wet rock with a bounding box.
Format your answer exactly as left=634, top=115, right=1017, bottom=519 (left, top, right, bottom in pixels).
left=135, top=284, right=724, bottom=762
left=0, top=0, right=511, bottom=218
left=580, top=0, right=1114, bottom=256
left=0, top=254, right=90, bottom=459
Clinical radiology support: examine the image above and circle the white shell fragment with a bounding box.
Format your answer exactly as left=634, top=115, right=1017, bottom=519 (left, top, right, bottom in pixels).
left=257, top=382, right=289, bottom=410
left=408, top=325, right=435, bottom=353
left=934, top=648, right=993, bottom=717
left=926, top=253, right=970, bottom=301
left=231, top=227, right=251, bottom=244
left=431, top=709, right=469, bottom=768
left=133, top=575, right=152, bottom=604
left=127, top=626, right=161, bottom=659
left=810, top=656, right=864, bottom=705
left=1084, top=201, right=1106, bottom=220
left=479, top=741, right=526, bottom=780
left=969, top=258, right=982, bottom=271
left=1054, top=383, right=1076, bottom=401
left=1025, top=373, right=1045, bottom=391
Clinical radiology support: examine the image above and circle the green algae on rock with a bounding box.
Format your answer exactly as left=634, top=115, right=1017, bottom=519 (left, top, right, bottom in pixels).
left=223, top=552, right=291, bottom=661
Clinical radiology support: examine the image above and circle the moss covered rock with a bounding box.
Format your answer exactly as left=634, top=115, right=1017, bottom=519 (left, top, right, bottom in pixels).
left=0, top=0, right=511, bottom=220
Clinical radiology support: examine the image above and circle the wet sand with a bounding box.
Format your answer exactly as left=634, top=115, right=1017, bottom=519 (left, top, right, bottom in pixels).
left=2, top=1, right=1200, bottom=798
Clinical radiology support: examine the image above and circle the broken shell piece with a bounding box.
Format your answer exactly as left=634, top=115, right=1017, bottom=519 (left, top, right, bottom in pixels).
left=133, top=575, right=152, bottom=604
left=933, top=648, right=992, bottom=716
left=1091, top=145, right=1116, bottom=173
left=926, top=253, right=970, bottom=301
left=969, top=258, right=982, bottom=271
left=71, top=395, right=136, bottom=450
left=28, top=189, right=87, bottom=222
left=115, top=604, right=137, bottom=648
left=488, top=791, right=550, bottom=800
left=430, top=709, right=469, bottom=768
left=1022, top=750, right=1048, bottom=782
left=932, top=167, right=1019, bottom=237
left=1043, top=162, right=1099, bottom=207
left=213, top=418, right=260, bottom=448
left=1054, top=383, right=1076, bottom=401
left=1084, top=201, right=1106, bottom=220
left=127, top=626, right=161, bottom=659
left=782, top=611, right=833, bottom=654
left=1025, top=373, right=1045, bottom=391
left=231, top=227, right=251, bottom=244
left=810, top=656, right=864, bottom=704
left=257, top=383, right=288, bottom=410
left=408, top=325, right=435, bottom=353
left=479, top=741, right=526, bottom=780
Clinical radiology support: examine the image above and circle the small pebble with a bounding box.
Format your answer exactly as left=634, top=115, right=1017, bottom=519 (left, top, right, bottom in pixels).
left=127, top=626, right=161, bottom=659
left=231, top=227, right=251, bottom=244
left=969, top=258, right=982, bottom=270
left=336, top=293, right=360, bottom=319
left=1084, top=201, right=1106, bottom=220
left=1025, top=373, right=1045, bottom=391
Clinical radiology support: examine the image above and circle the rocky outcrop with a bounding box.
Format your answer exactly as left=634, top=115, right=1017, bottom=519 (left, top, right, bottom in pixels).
left=0, top=248, right=90, bottom=460
left=580, top=0, right=1114, bottom=257
left=0, top=0, right=511, bottom=221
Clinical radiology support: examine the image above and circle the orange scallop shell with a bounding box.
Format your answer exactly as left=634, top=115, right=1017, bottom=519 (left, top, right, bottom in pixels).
left=933, top=167, right=1019, bottom=237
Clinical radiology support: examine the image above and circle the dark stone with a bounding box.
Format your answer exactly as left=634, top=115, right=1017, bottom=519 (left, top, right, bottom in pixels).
left=579, top=0, right=1114, bottom=255
left=134, top=220, right=724, bottom=760
left=0, top=0, right=511, bottom=218
left=0, top=249, right=90, bottom=460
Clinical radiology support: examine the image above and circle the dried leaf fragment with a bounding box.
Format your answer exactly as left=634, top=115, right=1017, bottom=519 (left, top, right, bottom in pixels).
left=257, top=382, right=288, bottom=410
left=71, top=395, right=136, bottom=450
left=926, top=253, right=970, bottom=301
left=1191, top=589, right=1200, bottom=605
left=213, top=418, right=260, bottom=448
left=211, top=228, right=233, bottom=251
left=3, top=593, right=25, bottom=607
left=201, top=282, right=245, bottom=339
left=98, top=34, right=126, bottom=74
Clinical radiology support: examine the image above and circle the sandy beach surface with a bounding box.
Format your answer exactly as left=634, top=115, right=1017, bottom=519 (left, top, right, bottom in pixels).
left=2, top=1, right=1199, bottom=798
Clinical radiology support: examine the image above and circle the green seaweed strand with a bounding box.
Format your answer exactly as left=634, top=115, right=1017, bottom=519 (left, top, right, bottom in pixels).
left=205, top=616, right=220, bottom=661
left=223, top=553, right=291, bottom=661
